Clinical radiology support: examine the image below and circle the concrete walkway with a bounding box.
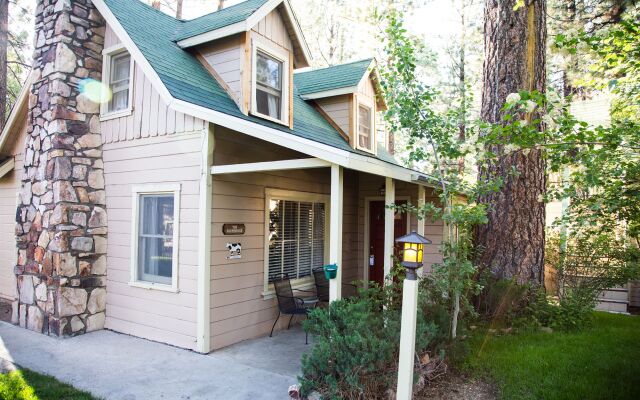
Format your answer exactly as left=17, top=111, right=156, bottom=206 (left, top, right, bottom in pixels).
left=0, top=321, right=311, bottom=399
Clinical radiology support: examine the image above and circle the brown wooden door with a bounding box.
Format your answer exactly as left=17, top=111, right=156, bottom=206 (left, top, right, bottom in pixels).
left=369, top=200, right=408, bottom=286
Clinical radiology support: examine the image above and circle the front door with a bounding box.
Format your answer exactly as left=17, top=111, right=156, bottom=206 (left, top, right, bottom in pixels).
left=369, top=200, right=408, bottom=286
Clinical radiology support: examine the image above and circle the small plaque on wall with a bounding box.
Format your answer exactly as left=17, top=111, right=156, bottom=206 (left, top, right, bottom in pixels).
left=223, top=223, right=246, bottom=235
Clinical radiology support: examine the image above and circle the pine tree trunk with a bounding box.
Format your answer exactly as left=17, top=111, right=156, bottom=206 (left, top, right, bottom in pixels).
left=218, top=0, right=225, bottom=11
left=176, top=0, right=183, bottom=19
left=476, top=0, right=547, bottom=285
left=0, top=0, right=8, bottom=129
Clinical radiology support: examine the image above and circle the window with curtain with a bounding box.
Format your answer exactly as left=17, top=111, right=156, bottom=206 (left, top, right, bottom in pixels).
left=137, top=194, right=175, bottom=285
left=255, top=51, right=283, bottom=120
left=107, top=52, right=131, bottom=113
left=358, top=104, right=373, bottom=151
left=267, top=199, right=326, bottom=283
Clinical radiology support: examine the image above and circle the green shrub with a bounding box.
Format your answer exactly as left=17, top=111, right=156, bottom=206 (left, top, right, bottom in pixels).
left=299, top=279, right=438, bottom=399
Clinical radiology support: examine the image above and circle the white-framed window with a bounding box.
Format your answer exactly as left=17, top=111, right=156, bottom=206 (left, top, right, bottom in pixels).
left=356, top=100, right=375, bottom=153
left=251, top=40, right=290, bottom=125
left=101, top=44, right=134, bottom=120
left=264, top=189, right=329, bottom=293
left=130, top=184, right=181, bottom=292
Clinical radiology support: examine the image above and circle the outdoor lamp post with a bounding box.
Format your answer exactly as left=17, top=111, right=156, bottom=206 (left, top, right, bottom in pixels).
left=395, top=231, right=431, bottom=400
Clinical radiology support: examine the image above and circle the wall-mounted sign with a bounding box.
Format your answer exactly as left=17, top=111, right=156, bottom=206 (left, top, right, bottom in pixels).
left=226, top=242, right=242, bottom=259
left=223, top=224, right=246, bottom=235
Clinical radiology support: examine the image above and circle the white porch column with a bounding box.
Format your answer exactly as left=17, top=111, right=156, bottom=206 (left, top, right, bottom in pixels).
left=329, top=164, right=344, bottom=302
left=417, top=185, right=426, bottom=278
left=384, top=177, right=395, bottom=283
left=196, top=124, right=214, bottom=353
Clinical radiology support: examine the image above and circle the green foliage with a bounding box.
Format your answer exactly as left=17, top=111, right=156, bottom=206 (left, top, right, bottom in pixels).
left=463, top=312, right=640, bottom=400
left=299, top=277, right=438, bottom=399
left=0, top=368, right=96, bottom=400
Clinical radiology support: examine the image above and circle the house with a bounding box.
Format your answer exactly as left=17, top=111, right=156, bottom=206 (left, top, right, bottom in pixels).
left=545, top=93, right=640, bottom=313
left=0, top=0, right=444, bottom=353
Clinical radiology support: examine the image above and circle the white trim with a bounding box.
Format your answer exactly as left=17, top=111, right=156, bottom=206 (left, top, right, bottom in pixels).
left=196, top=124, right=214, bottom=353
left=329, top=164, right=343, bottom=302
left=0, top=71, right=33, bottom=156
left=100, top=45, right=134, bottom=119
left=211, top=158, right=329, bottom=174
left=0, top=158, right=15, bottom=179
left=363, top=195, right=410, bottom=287
left=355, top=97, right=376, bottom=154
left=263, top=188, right=330, bottom=295
left=93, top=0, right=437, bottom=188
left=250, top=38, right=290, bottom=126
left=92, top=0, right=173, bottom=104
left=177, top=21, right=247, bottom=48
left=384, top=177, right=395, bottom=283
left=298, top=86, right=359, bottom=100
left=280, top=0, right=313, bottom=66
left=129, top=183, right=181, bottom=292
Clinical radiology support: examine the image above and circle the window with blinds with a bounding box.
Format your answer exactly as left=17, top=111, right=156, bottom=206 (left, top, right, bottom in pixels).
left=267, top=199, right=326, bottom=283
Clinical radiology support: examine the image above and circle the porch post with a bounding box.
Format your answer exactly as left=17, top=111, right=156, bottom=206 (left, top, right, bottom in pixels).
left=384, top=177, right=395, bottom=283
left=417, top=185, right=426, bottom=278
left=197, top=123, right=214, bottom=353
left=329, top=164, right=344, bottom=302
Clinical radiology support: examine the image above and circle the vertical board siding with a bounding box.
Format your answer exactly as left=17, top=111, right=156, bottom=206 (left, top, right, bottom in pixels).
left=103, top=132, right=203, bottom=350
left=0, top=122, right=25, bottom=301
left=251, top=8, right=293, bottom=52
left=316, top=96, right=351, bottom=137
left=104, top=24, right=122, bottom=48
left=101, top=24, right=206, bottom=145
left=209, top=128, right=362, bottom=349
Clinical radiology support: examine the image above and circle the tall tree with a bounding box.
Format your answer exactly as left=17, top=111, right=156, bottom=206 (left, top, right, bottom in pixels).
left=176, top=0, right=183, bottom=18
left=217, top=0, right=224, bottom=11
left=475, top=0, right=547, bottom=285
left=0, top=0, right=8, bottom=128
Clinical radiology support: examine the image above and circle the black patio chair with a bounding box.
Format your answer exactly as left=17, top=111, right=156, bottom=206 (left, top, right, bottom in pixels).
left=312, top=267, right=358, bottom=303
left=269, top=273, right=318, bottom=344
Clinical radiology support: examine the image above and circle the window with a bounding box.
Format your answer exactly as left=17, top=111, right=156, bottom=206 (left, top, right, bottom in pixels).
left=251, top=41, right=289, bottom=125
left=265, top=190, right=328, bottom=290
left=131, top=185, right=180, bottom=291
left=101, top=45, right=133, bottom=120
left=357, top=103, right=374, bottom=152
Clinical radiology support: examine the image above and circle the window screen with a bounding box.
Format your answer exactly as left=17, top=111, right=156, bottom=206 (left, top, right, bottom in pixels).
left=137, top=194, right=174, bottom=285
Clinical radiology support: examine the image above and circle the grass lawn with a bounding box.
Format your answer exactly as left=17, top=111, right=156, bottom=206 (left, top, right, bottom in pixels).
left=0, top=368, right=97, bottom=400
left=462, top=312, right=640, bottom=400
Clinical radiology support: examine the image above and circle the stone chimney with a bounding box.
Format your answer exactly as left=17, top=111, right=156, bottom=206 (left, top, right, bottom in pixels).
left=13, top=0, right=107, bottom=336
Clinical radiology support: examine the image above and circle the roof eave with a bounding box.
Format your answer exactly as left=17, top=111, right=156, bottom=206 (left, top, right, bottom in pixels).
left=299, top=85, right=358, bottom=100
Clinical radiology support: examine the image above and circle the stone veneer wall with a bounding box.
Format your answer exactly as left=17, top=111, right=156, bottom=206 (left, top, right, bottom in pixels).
left=12, top=0, right=107, bottom=336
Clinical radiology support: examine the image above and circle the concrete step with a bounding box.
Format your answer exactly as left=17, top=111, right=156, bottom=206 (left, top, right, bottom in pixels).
left=599, top=288, right=629, bottom=302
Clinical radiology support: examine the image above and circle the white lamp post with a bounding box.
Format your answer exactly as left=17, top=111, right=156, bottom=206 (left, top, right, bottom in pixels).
left=395, top=231, right=431, bottom=400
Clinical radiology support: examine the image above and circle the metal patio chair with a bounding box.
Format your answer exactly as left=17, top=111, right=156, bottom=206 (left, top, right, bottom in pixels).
left=312, top=267, right=358, bottom=303
left=269, top=273, right=317, bottom=344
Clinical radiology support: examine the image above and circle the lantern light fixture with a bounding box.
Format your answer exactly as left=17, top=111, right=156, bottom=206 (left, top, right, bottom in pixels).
left=395, top=231, right=431, bottom=280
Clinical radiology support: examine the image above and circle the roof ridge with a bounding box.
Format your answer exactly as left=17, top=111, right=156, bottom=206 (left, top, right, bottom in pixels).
left=294, top=58, right=374, bottom=75
left=180, top=0, right=268, bottom=24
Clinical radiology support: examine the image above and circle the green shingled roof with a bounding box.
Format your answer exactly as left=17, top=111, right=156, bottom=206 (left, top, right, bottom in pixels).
left=295, top=59, right=373, bottom=96
left=174, top=0, right=269, bottom=41
left=102, top=0, right=398, bottom=165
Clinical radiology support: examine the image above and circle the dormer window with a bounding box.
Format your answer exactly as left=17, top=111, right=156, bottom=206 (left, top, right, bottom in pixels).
left=101, top=45, right=134, bottom=120
left=251, top=41, right=289, bottom=125
left=357, top=102, right=375, bottom=153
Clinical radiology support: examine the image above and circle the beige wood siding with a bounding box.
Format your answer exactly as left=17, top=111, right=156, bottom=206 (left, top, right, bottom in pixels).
left=105, top=24, right=121, bottom=48
left=209, top=127, right=361, bottom=349
left=199, top=36, right=244, bottom=105
left=251, top=8, right=293, bottom=52
left=316, top=96, right=351, bottom=138
left=0, top=119, right=25, bottom=301
left=103, top=132, right=203, bottom=350
left=101, top=24, right=206, bottom=144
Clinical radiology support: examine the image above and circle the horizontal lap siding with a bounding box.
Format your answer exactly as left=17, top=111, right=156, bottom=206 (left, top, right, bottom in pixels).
left=316, top=96, right=351, bottom=137
left=101, top=24, right=206, bottom=144
left=210, top=128, right=342, bottom=349
left=103, top=133, right=202, bottom=350
left=199, top=37, right=243, bottom=105
left=0, top=162, right=22, bottom=301
left=0, top=120, right=25, bottom=301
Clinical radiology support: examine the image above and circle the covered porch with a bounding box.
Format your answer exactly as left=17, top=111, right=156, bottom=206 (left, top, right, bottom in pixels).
left=201, top=126, right=444, bottom=351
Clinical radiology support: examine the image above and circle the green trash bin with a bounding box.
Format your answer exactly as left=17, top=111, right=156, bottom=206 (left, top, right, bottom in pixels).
left=323, top=264, right=338, bottom=280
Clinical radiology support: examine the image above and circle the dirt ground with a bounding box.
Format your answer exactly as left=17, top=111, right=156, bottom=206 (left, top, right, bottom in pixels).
left=0, top=298, right=12, bottom=323
left=416, top=374, right=497, bottom=400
